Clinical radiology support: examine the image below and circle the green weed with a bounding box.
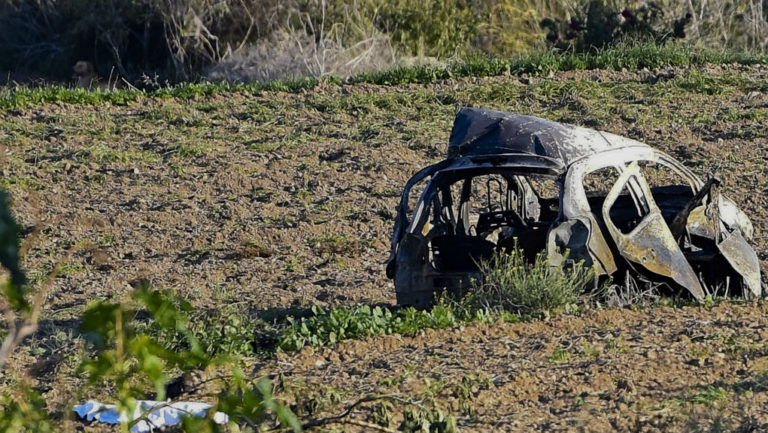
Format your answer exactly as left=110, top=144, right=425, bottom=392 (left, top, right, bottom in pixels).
left=283, top=253, right=304, bottom=273
left=58, top=263, right=86, bottom=276
left=550, top=346, right=571, bottom=363
left=173, top=143, right=212, bottom=158
left=399, top=406, right=458, bottom=433
left=579, top=339, right=599, bottom=358
left=463, top=248, right=593, bottom=317
left=0, top=177, right=46, bottom=191
left=689, top=386, right=727, bottom=405
left=605, top=337, right=630, bottom=353
left=147, top=305, right=266, bottom=358
left=308, top=233, right=362, bottom=257
left=278, top=303, right=461, bottom=351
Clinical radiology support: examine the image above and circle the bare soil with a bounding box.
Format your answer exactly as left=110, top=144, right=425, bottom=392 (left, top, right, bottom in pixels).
left=277, top=302, right=768, bottom=431
left=2, top=64, right=768, bottom=431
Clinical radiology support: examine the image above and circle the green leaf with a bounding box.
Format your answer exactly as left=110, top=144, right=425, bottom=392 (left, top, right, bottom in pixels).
left=0, top=190, right=26, bottom=309
left=80, top=302, right=124, bottom=350
left=275, top=404, right=302, bottom=432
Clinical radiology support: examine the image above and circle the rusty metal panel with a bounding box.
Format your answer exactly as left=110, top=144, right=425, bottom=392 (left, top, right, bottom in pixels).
left=600, top=163, right=704, bottom=299
left=718, top=229, right=762, bottom=298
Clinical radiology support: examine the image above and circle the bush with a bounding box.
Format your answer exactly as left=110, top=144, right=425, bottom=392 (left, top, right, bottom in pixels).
left=463, top=248, right=594, bottom=317
left=146, top=305, right=266, bottom=358
left=2, top=0, right=768, bottom=83
left=373, top=0, right=478, bottom=58
left=540, top=1, right=692, bottom=51
left=0, top=0, right=299, bottom=81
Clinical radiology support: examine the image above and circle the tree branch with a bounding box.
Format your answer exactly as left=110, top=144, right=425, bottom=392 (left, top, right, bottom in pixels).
left=271, top=394, right=425, bottom=432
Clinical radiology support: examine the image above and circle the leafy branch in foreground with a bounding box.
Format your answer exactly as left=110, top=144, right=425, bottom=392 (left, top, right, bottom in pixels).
left=0, top=188, right=300, bottom=431
left=79, top=286, right=300, bottom=432
left=0, top=190, right=29, bottom=366
left=0, top=385, right=54, bottom=433
left=0, top=190, right=56, bottom=432
left=0, top=190, right=60, bottom=369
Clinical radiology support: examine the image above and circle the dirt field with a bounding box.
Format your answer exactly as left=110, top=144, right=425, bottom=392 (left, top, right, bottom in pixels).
left=2, top=64, right=768, bottom=431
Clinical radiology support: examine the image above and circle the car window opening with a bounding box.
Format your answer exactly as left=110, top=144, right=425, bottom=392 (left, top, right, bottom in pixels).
left=421, top=171, right=560, bottom=273
left=607, top=175, right=649, bottom=235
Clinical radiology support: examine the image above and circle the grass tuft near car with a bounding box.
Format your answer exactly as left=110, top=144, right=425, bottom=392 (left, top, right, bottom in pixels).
left=386, top=108, right=762, bottom=308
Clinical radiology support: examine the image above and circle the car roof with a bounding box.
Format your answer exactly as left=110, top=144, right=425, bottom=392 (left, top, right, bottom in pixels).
left=447, top=108, right=651, bottom=167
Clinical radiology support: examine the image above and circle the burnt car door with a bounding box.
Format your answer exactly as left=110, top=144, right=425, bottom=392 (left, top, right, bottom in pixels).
left=600, top=162, right=705, bottom=299
left=386, top=160, right=451, bottom=280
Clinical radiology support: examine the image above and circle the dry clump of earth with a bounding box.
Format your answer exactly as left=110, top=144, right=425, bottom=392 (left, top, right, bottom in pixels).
left=1, top=64, right=768, bottom=431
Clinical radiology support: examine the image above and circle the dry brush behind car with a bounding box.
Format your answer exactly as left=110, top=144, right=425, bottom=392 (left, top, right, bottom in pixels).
left=387, top=107, right=762, bottom=307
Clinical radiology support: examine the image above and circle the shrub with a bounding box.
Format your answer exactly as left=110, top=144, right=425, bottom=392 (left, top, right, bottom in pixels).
left=373, top=0, right=478, bottom=58
left=473, top=0, right=548, bottom=54
left=463, top=248, right=594, bottom=317
left=2, top=0, right=768, bottom=83
left=146, top=305, right=265, bottom=358
left=308, top=233, right=362, bottom=257
left=540, top=1, right=692, bottom=51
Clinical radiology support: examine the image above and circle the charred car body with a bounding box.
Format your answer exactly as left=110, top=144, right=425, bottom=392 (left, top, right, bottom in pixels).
left=386, top=108, right=762, bottom=307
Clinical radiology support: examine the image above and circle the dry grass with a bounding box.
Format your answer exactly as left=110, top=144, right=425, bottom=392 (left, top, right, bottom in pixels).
left=2, top=0, right=768, bottom=84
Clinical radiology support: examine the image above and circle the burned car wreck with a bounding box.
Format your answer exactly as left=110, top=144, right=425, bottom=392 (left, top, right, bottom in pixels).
left=386, top=108, right=762, bottom=307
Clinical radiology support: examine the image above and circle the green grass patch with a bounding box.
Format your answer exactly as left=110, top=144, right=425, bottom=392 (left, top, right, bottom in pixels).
left=277, top=304, right=474, bottom=351
left=0, top=176, right=47, bottom=191
left=2, top=44, right=766, bottom=110
left=75, top=144, right=161, bottom=164
left=307, top=233, right=363, bottom=257
left=463, top=248, right=594, bottom=317
left=549, top=346, right=571, bottom=363
left=138, top=301, right=266, bottom=358
left=173, top=143, right=213, bottom=158
left=721, top=108, right=768, bottom=123
left=689, top=386, right=728, bottom=405
left=351, top=43, right=767, bottom=86
left=0, top=86, right=140, bottom=109
left=674, top=69, right=740, bottom=95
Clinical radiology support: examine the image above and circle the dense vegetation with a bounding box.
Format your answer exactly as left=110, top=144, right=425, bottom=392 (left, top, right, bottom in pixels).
left=1, top=0, right=767, bottom=83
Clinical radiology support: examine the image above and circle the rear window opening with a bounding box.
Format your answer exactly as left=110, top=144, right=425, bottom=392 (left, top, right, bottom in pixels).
left=636, top=160, right=696, bottom=225
left=412, top=171, right=561, bottom=273
left=607, top=175, right=650, bottom=235
left=583, top=161, right=698, bottom=233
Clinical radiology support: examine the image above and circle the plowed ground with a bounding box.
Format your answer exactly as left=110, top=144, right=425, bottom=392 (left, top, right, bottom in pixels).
left=2, top=64, right=768, bottom=431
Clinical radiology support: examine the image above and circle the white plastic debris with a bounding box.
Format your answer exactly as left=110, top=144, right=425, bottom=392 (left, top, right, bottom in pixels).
left=74, top=400, right=229, bottom=432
